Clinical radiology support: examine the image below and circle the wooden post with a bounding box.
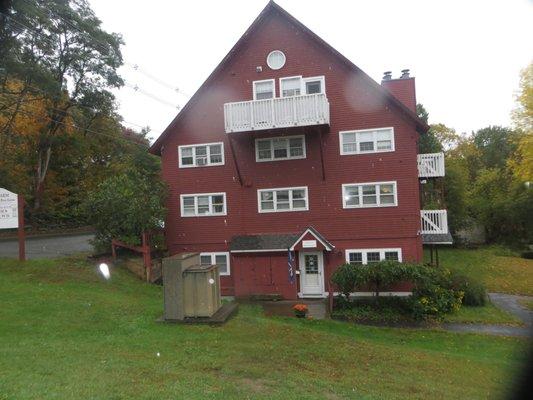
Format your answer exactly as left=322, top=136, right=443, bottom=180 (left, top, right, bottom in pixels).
left=17, top=195, right=25, bottom=261
left=142, top=231, right=152, bottom=282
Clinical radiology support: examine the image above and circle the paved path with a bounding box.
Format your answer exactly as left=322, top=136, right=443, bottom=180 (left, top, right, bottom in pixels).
left=0, top=233, right=94, bottom=259
left=488, top=293, right=533, bottom=327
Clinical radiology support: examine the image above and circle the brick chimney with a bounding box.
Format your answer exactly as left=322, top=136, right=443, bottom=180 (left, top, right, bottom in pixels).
left=381, top=69, right=416, bottom=112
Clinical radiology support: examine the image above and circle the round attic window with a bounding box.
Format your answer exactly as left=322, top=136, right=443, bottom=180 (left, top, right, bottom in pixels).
left=267, top=50, right=286, bottom=70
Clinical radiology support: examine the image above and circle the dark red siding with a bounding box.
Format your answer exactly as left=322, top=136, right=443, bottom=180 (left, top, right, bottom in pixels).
left=157, top=10, right=423, bottom=298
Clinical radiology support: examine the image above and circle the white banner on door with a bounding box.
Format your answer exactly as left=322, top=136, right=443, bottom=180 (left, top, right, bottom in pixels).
left=0, top=188, right=18, bottom=229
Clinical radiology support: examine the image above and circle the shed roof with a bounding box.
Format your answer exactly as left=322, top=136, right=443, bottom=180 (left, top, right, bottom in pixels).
left=422, top=233, right=454, bottom=245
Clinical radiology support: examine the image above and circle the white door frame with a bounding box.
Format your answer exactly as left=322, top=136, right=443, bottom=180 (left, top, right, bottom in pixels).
left=298, top=251, right=325, bottom=297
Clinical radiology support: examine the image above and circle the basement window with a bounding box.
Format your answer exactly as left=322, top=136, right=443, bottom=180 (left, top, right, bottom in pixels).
left=340, top=128, right=395, bottom=155
left=258, top=186, right=308, bottom=213
left=200, top=252, right=230, bottom=276
left=346, top=249, right=402, bottom=264
left=255, top=135, right=306, bottom=162
left=179, top=143, right=224, bottom=168
left=180, top=193, right=227, bottom=217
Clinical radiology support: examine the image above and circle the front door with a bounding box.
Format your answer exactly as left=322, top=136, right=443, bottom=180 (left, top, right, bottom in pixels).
left=299, top=251, right=324, bottom=297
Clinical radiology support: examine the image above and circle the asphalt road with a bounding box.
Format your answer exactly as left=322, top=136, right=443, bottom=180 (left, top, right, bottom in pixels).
left=0, top=233, right=94, bottom=259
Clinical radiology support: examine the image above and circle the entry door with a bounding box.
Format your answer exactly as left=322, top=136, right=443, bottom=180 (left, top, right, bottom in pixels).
left=299, top=252, right=324, bottom=296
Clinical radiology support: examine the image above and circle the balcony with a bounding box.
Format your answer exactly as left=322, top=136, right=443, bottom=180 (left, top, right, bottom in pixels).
left=420, top=209, right=448, bottom=234
left=417, top=152, right=445, bottom=178
left=224, top=93, right=330, bottom=133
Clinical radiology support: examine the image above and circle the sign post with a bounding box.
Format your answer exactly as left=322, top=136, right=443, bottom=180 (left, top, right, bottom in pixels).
left=0, top=188, right=25, bottom=261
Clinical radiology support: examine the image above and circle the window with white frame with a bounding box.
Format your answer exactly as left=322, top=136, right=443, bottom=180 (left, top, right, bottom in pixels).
left=179, top=143, right=224, bottom=168
left=280, top=76, right=325, bottom=97
left=253, top=79, right=275, bottom=100
left=255, top=135, right=305, bottom=161
left=258, top=187, right=308, bottom=212
left=200, top=252, right=230, bottom=275
left=180, top=193, right=226, bottom=217
left=345, top=248, right=402, bottom=265
left=340, top=128, right=395, bottom=155
left=342, top=181, right=397, bottom=208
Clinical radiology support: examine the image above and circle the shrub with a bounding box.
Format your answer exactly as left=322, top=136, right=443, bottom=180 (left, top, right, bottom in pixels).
left=331, top=263, right=363, bottom=300
left=450, top=273, right=487, bottom=306
left=521, top=251, right=533, bottom=260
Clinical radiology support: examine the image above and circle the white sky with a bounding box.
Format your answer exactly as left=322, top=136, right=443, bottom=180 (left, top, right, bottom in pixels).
left=89, top=0, right=533, bottom=141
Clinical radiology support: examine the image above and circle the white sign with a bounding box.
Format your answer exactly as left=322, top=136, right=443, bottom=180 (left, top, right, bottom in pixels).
left=302, top=240, right=317, bottom=248
left=0, top=188, right=18, bottom=229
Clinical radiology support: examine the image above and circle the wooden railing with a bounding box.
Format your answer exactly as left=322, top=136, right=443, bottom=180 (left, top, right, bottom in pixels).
left=420, top=209, right=448, bottom=234
left=224, top=93, right=330, bottom=133
left=417, top=152, right=445, bottom=177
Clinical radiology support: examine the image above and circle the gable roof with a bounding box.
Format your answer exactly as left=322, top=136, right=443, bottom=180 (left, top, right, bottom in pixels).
left=289, top=226, right=334, bottom=251
left=149, top=1, right=429, bottom=155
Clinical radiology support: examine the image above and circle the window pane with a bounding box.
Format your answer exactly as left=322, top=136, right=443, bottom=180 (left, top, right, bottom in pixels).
left=362, top=185, right=376, bottom=195
left=292, top=199, right=306, bottom=208
left=276, top=190, right=290, bottom=209
left=380, top=184, right=395, bottom=204
left=349, top=253, right=363, bottom=264
left=261, top=201, right=274, bottom=210
left=215, top=255, right=228, bottom=274
left=289, top=138, right=304, bottom=157
left=209, top=145, right=222, bottom=163
left=385, top=251, right=399, bottom=261
left=343, top=143, right=357, bottom=153
left=376, top=129, right=392, bottom=141
left=362, top=185, right=377, bottom=205
left=183, top=197, right=196, bottom=215
left=281, top=77, right=301, bottom=97
left=258, top=140, right=271, bottom=150
left=181, top=157, right=193, bottom=165
left=273, top=138, right=288, bottom=158
left=255, top=81, right=274, bottom=99
left=195, top=146, right=208, bottom=165
left=367, top=252, right=381, bottom=263
left=305, top=80, right=322, bottom=94
left=181, top=147, right=193, bottom=156
left=211, top=195, right=224, bottom=214
left=359, top=142, right=374, bottom=152
left=342, top=132, right=356, bottom=143
left=197, top=196, right=210, bottom=214
left=377, top=140, right=392, bottom=150
left=200, top=255, right=212, bottom=265
left=261, top=191, right=273, bottom=201
left=292, top=190, right=306, bottom=209
left=344, top=186, right=359, bottom=206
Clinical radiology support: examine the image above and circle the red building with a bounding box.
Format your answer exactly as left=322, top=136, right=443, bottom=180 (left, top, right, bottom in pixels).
left=150, top=1, right=450, bottom=299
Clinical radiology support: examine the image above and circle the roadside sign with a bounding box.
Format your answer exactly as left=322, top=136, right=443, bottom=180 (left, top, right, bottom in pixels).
left=0, top=188, right=18, bottom=229
left=0, top=188, right=25, bottom=261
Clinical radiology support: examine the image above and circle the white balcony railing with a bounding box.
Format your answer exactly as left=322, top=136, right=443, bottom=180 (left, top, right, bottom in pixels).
left=417, top=152, right=445, bottom=178
left=224, top=93, right=330, bottom=133
left=420, top=210, right=449, bottom=234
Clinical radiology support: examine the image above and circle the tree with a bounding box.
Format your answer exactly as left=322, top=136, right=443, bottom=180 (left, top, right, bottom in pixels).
left=512, top=62, right=533, bottom=133
left=84, top=171, right=166, bottom=251
left=472, top=126, right=520, bottom=170
left=1, top=0, right=124, bottom=211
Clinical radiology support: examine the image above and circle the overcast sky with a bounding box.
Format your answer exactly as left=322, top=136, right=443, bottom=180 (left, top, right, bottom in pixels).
left=89, top=0, right=532, bottom=141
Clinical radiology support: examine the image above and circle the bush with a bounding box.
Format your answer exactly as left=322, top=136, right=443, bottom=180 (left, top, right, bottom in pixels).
left=521, top=251, right=533, bottom=259
left=450, top=273, right=487, bottom=306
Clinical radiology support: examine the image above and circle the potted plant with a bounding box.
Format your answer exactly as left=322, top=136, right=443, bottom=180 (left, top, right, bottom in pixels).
left=293, top=303, right=309, bottom=318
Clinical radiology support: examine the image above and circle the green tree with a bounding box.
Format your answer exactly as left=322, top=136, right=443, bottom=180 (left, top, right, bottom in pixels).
left=512, top=62, right=533, bottom=132
left=84, top=171, right=166, bottom=250
left=1, top=0, right=124, bottom=211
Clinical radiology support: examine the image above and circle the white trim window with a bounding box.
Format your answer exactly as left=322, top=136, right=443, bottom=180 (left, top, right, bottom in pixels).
left=200, top=252, right=231, bottom=276
left=345, top=248, right=402, bottom=264
left=342, top=181, right=397, bottom=208
left=258, top=186, right=309, bottom=213
left=253, top=79, right=275, bottom=100
left=255, top=135, right=306, bottom=162
left=280, top=75, right=326, bottom=97
left=340, top=127, right=395, bottom=155
left=179, top=142, right=224, bottom=168
left=180, top=193, right=227, bottom=217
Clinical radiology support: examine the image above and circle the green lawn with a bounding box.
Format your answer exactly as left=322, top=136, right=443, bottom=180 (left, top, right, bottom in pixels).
left=444, top=303, right=523, bottom=325
left=424, top=246, right=533, bottom=296
left=0, top=257, right=529, bottom=399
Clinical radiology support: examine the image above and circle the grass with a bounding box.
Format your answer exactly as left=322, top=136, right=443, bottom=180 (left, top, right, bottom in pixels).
left=424, top=246, right=533, bottom=296
left=518, top=299, right=533, bottom=311
left=0, top=257, right=530, bottom=399
left=444, top=303, right=523, bottom=325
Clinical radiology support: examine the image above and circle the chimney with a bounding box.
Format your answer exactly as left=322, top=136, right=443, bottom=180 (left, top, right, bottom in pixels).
left=381, top=69, right=416, bottom=112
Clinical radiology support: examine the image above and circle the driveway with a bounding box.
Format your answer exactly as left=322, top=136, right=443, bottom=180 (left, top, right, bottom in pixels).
left=0, top=233, right=94, bottom=259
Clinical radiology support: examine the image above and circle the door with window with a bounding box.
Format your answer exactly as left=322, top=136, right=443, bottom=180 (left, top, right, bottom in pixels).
left=299, top=251, right=324, bottom=296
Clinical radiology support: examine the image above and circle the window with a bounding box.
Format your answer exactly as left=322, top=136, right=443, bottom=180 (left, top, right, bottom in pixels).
left=267, top=50, right=286, bottom=70
left=280, top=76, right=326, bottom=97
left=179, top=143, right=224, bottom=168
left=342, top=182, right=397, bottom=208
left=180, top=193, right=227, bottom=217
left=258, top=187, right=308, bottom=213
left=280, top=76, right=301, bottom=97
left=255, top=135, right=306, bottom=162
left=340, top=128, right=395, bottom=155
left=200, top=252, right=230, bottom=276
left=253, top=79, right=275, bottom=100
left=345, top=248, right=402, bottom=264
